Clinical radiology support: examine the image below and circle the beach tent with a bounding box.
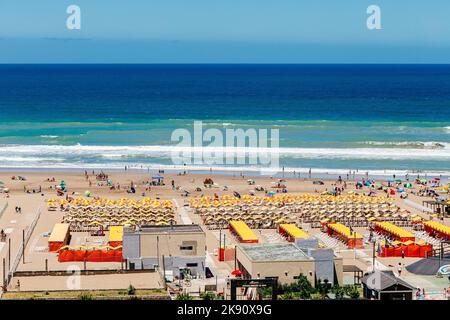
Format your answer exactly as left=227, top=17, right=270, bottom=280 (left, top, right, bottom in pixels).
left=152, top=174, right=164, bottom=180
left=48, top=223, right=70, bottom=252
left=108, top=226, right=123, bottom=247
left=404, top=183, right=412, bottom=188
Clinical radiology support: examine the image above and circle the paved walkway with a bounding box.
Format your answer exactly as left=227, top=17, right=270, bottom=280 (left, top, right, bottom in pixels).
left=172, top=199, right=192, bottom=224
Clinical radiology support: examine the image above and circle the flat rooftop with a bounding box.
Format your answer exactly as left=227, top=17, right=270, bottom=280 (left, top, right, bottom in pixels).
left=240, top=243, right=310, bottom=262
left=125, top=224, right=204, bottom=234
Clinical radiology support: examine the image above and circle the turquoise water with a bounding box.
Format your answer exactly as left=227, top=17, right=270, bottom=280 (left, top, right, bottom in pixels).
left=0, top=64, right=449, bottom=175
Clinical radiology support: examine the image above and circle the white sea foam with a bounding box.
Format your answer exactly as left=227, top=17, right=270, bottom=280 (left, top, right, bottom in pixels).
left=0, top=162, right=448, bottom=178
left=359, top=141, right=449, bottom=149
left=0, top=143, right=449, bottom=161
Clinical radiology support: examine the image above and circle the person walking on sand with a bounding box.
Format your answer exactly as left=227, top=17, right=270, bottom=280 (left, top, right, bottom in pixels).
left=397, top=263, right=403, bottom=276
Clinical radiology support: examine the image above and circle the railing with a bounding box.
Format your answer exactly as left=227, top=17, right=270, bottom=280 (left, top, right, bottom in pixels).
left=7, top=206, right=41, bottom=285
left=0, top=202, right=8, bottom=220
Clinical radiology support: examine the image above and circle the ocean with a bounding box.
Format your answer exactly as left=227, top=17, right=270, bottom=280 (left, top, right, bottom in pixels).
left=0, top=64, right=449, bottom=177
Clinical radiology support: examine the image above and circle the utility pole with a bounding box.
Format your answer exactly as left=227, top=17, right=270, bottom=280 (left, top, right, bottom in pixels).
left=234, top=245, right=237, bottom=270
left=2, top=258, right=5, bottom=289
left=372, top=240, right=376, bottom=272
left=219, top=227, right=222, bottom=256
left=8, top=238, right=11, bottom=271
left=162, top=255, right=166, bottom=289
left=22, top=229, right=25, bottom=264
left=156, top=236, right=160, bottom=268
left=223, top=234, right=226, bottom=261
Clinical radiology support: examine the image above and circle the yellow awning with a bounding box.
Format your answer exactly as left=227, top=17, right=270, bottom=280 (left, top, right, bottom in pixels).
left=229, top=220, right=258, bottom=242
left=48, top=223, right=70, bottom=243
left=423, top=220, right=450, bottom=237
left=375, top=221, right=414, bottom=239
left=279, top=224, right=310, bottom=239
left=108, top=226, right=123, bottom=242
left=327, top=223, right=363, bottom=239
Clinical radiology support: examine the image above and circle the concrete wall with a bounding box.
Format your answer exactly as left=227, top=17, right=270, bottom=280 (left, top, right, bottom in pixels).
left=252, top=260, right=316, bottom=285
left=308, top=248, right=334, bottom=284
left=333, top=255, right=343, bottom=286
left=122, top=231, right=206, bottom=277
left=139, top=232, right=206, bottom=257
left=235, top=246, right=315, bottom=285
left=123, top=233, right=140, bottom=260
left=235, top=246, right=344, bottom=286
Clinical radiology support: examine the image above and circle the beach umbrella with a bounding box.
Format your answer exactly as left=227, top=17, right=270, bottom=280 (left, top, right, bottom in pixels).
left=152, top=173, right=164, bottom=180
left=231, top=270, right=243, bottom=276
left=85, top=190, right=91, bottom=197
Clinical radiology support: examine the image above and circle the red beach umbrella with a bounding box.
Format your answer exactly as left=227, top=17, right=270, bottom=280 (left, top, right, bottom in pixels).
left=231, top=270, right=242, bottom=276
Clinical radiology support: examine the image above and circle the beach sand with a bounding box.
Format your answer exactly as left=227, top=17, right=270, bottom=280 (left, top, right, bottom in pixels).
left=0, top=170, right=448, bottom=295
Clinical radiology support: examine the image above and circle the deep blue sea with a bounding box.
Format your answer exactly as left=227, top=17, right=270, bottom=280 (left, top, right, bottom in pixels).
left=0, top=64, right=449, bottom=176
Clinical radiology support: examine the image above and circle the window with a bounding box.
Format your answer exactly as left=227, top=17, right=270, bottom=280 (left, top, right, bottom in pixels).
left=180, top=245, right=194, bottom=250
left=186, top=263, right=198, bottom=267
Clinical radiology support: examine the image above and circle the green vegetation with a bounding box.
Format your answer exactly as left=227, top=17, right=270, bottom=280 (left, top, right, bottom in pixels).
left=343, top=285, right=361, bottom=299
left=331, top=284, right=345, bottom=299
left=200, top=292, right=223, bottom=300
left=175, top=292, right=193, bottom=300
left=2, top=288, right=168, bottom=300
left=261, top=274, right=362, bottom=300
left=126, top=284, right=136, bottom=295
left=79, top=292, right=94, bottom=300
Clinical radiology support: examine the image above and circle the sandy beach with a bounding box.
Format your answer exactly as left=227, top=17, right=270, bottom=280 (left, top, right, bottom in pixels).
left=0, top=169, right=448, bottom=298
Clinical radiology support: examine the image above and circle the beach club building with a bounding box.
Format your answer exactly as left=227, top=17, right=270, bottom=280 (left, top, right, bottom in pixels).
left=235, top=243, right=343, bottom=286
left=122, top=224, right=206, bottom=278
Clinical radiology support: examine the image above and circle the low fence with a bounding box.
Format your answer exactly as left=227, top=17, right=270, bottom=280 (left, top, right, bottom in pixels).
left=7, top=206, right=42, bottom=285
left=0, top=202, right=8, bottom=219
left=14, top=269, right=154, bottom=277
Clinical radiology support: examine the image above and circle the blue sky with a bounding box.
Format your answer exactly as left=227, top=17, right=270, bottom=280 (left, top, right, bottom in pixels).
left=1, top=1, right=450, bottom=63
